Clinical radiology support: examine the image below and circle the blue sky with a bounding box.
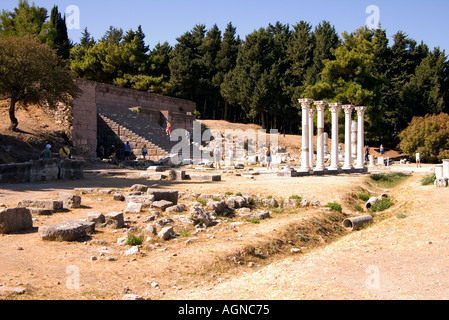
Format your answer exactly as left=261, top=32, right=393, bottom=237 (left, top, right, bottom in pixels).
left=2, top=0, right=449, bottom=53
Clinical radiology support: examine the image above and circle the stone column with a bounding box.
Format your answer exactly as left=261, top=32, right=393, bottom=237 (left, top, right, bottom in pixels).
left=299, top=98, right=313, bottom=172
left=355, top=107, right=367, bottom=169
left=328, top=103, right=341, bottom=171
left=351, top=120, right=358, bottom=160
left=314, top=101, right=327, bottom=172
left=308, top=108, right=316, bottom=168
left=342, top=105, right=354, bottom=170
left=443, top=159, right=449, bottom=179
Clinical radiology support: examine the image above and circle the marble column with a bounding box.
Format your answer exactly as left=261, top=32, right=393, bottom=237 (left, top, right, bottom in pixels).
left=308, top=108, right=316, bottom=168
left=314, top=101, right=327, bottom=172
left=342, top=105, right=354, bottom=170
left=328, top=103, right=341, bottom=171
left=443, top=159, right=449, bottom=179
left=299, top=98, right=313, bottom=172
left=351, top=120, right=358, bottom=160
left=355, top=107, right=367, bottom=169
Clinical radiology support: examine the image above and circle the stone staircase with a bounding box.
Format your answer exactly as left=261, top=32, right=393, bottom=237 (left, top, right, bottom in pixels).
left=97, top=104, right=198, bottom=161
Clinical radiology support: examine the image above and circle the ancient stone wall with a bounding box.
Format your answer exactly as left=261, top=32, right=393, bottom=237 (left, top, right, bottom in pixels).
left=0, top=159, right=84, bottom=183
left=71, top=79, right=196, bottom=157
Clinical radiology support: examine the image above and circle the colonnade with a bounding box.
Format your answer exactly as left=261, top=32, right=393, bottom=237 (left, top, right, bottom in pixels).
left=298, top=98, right=367, bottom=173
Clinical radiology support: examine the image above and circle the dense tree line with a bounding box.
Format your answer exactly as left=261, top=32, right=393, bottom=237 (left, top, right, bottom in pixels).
left=1, top=0, right=448, bottom=148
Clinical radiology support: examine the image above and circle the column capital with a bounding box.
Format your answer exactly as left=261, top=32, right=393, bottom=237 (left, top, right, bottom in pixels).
left=328, top=103, right=341, bottom=113
left=342, top=104, right=354, bottom=114
left=298, top=98, right=313, bottom=108
left=355, top=106, right=367, bottom=116
left=313, top=101, right=328, bottom=112
left=309, top=109, right=317, bottom=116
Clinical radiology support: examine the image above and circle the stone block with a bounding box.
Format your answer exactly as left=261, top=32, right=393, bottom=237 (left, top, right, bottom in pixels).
left=104, top=212, right=125, bottom=229
left=125, top=202, right=143, bottom=214
left=0, top=208, right=33, bottom=234
left=38, top=220, right=94, bottom=241
left=20, top=199, right=63, bottom=211
left=158, top=226, right=176, bottom=241
left=59, top=192, right=82, bottom=209
left=146, top=189, right=178, bottom=204
left=87, top=212, right=105, bottom=226
left=151, top=200, right=174, bottom=211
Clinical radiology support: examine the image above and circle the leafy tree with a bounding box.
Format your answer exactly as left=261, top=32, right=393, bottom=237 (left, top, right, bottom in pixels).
left=398, top=113, right=449, bottom=162
left=0, top=35, right=80, bottom=131
left=215, top=23, right=241, bottom=120
left=0, top=0, right=47, bottom=37
left=43, top=6, right=71, bottom=60
left=303, top=27, right=386, bottom=142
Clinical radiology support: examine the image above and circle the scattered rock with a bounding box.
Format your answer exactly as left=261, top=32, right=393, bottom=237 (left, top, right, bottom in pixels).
left=125, top=202, right=143, bottom=214
left=87, top=212, right=105, bottom=226
left=147, top=189, right=178, bottom=204
left=104, top=212, right=125, bottom=229
left=158, top=226, right=176, bottom=241
left=151, top=200, right=174, bottom=211
left=122, top=294, right=145, bottom=300
left=189, top=206, right=214, bottom=227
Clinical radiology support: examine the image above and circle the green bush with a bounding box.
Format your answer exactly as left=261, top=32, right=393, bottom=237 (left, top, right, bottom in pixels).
left=398, top=113, right=449, bottom=163
left=126, top=233, right=144, bottom=246
left=370, top=172, right=409, bottom=187
left=325, top=202, right=342, bottom=212
left=357, top=193, right=370, bottom=202
left=369, top=198, right=394, bottom=212
left=421, top=173, right=436, bottom=186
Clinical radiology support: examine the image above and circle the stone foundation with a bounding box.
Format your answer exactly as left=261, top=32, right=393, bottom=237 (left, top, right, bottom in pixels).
left=0, top=159, right=84, bottom=184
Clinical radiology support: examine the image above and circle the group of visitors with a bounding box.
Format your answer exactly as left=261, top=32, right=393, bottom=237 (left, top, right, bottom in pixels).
left=40, top=143, right=71, bottom=160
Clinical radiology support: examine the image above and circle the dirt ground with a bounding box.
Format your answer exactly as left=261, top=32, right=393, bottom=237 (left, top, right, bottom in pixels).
left=0, top=160, right=447, bottom=301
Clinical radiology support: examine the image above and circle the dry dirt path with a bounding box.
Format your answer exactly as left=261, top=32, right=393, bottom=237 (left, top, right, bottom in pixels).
left=175, top=171, right=449, bottom=300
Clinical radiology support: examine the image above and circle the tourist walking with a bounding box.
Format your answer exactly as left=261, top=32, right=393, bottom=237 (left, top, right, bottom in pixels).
left=364, top=145, right=370, bottom=163
left=380, top=144, right=384, bottom=156
left=166, top=121, right=172, bottom=137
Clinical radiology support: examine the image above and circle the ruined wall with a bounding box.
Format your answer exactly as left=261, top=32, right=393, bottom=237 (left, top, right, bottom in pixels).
left=71, top=79, right=196, bottom=157
left=0, top=159, right=85, bottom=183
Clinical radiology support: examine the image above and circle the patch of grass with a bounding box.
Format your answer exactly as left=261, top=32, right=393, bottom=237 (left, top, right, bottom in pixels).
left=421, top=173, right=436, bottom=186
left=396, top=212, right=407, bottom=219
left=325, top=202, right=343, bottom=212
left=354, top=204, right=365, bottom=212
left=369, top=172, right=409, bottom=187
left=369, top=198, right=394, bottom=212
left=225, top=191, right=233, bottom=196
left=289, top=195, right=302, bottom=200
left=236, top=192, right=243, bottom=197
left=179, top=228, right=191, bottom=237
left=126, top=233, right=144, bottom=246
left=197, top=199, right=208, bottom=206
left=357, top=193, right=370, bottom=202
left=212, top=197, right=221, bottom=201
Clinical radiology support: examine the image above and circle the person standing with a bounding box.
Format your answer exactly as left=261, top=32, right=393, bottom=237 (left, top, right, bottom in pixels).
left=364, top=145, right=370, bottom=163
left=213, top=146, right=221, bottom=169
left=380, top=144, right=384, bottom=156
left=266, top=146, right=272, bottom=170
left=142, top=145, right=148, bottom=160
left=124, top=141, right=131, bottom=160
left=416, top=151, right=422, bottom=168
